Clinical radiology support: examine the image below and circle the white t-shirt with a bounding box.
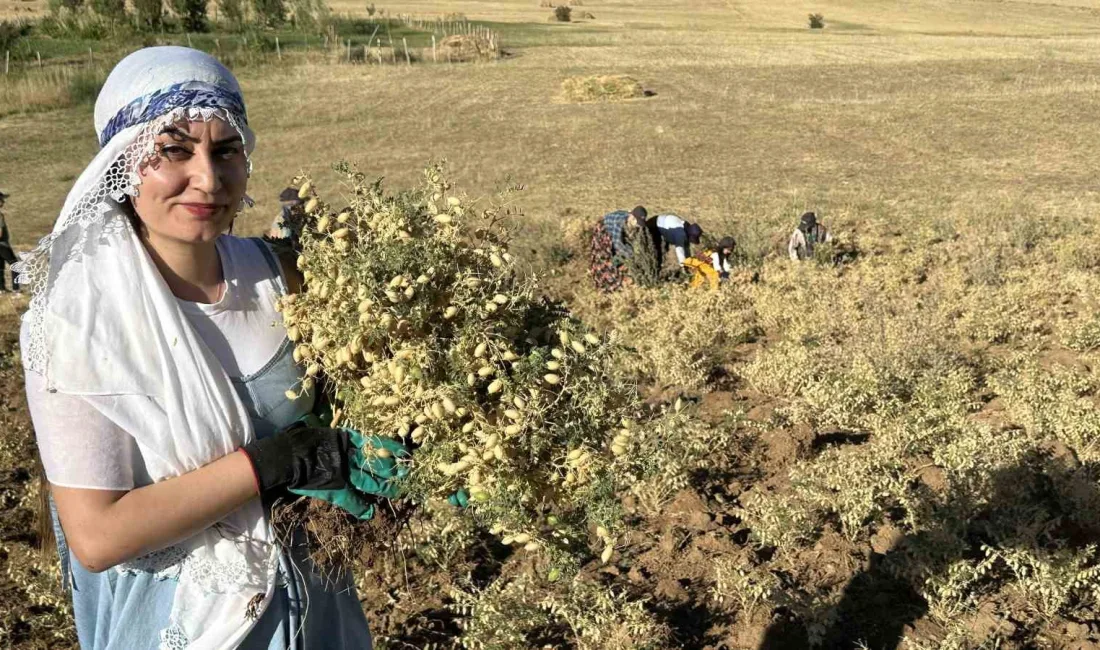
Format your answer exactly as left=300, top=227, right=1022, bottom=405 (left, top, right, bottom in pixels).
left=656, top=214, right=685, bottom=230
left=711, top=252, right=732, bottom=274
left=656, top=214, right=688, bottom=264
left=25, top=236, right=287, bottom=490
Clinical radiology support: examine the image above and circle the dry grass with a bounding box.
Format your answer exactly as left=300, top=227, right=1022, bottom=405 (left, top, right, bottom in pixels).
left=560, top=73, right=644, bottom=102
left=3, top=0, right=1100, bottom=250
left=0, top=0, right=44, bottom=20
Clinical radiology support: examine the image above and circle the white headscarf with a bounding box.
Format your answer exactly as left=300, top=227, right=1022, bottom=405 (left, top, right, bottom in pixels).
left=16, top=47, right=279, bottom=650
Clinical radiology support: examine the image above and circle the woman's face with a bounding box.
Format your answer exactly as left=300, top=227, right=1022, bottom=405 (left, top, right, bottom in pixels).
left=131, top=118, right=247, bottom=246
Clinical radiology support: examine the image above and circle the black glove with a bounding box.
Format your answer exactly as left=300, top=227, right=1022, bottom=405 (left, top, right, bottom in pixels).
left=241, top=424, right=352, bottom=493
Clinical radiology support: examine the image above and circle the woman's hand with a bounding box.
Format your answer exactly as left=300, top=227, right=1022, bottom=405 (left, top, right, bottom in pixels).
left=240, top=424, right=352, bottom=492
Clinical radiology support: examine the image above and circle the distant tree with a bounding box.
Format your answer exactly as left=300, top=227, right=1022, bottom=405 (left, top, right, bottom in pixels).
left=133, top=0, right=164, bottom=30
left=554, top=5, right=571, bottom=21
left=220, top=0, right=246, bottom=29
left=287, top=0, right=326, bottom=29
left=172, top=0, right=208, bottom=31
left=251, top=0, right=285, bottom=26
left=91, top=0, right=127, bottom=21
left=808, top=13, right=825, bottom=29
left=0, top=19, right=33, bottom=51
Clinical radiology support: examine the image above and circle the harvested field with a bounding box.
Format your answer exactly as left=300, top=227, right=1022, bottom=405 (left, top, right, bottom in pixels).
left=4, top=0, right=1100, bottom=648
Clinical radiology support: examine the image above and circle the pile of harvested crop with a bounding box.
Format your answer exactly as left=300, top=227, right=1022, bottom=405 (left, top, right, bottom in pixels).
left=438, top=34, right=499, bottom=61
left=278, top=163, right=711, bottom=588
left=561, top=74, right=646, bottom=102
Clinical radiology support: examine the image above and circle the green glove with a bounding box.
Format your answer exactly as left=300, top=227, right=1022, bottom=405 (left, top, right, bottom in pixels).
left=290, top=486, right=377, bottom=520
left=289, top=426, right=410, bottom=520
left=346, top=430, right=410, bottom=499
left=448, top=489, right=469, bottom=508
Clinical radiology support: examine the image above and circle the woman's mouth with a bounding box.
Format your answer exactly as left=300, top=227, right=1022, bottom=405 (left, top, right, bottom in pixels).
left=180, top=203, right=223, bottom=218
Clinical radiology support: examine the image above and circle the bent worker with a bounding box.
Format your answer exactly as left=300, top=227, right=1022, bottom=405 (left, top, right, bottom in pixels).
left=605, top=205, right=649, bottom=259
left=0, top=190, right=17, bottom=292
left=266, top=186, right=301, bottom=240
left=655, top=214, right=703, bottom=267
left=711, top=237, right=735, bottom=280
left=590, top=205, right=649, bottom=291
left=789, top=211, right=831, bottom=261
left=684, top=236, right=736, bottom=290
left=19, top=47, right=376, bottom=649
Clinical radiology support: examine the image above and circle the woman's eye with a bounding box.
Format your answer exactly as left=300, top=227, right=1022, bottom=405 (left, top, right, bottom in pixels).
left=217, top=146, right=243, bottom=160
left=159, top=145, right=192, bottom=160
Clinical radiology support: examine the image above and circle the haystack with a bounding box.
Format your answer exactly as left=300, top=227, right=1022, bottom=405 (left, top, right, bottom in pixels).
left=438, top=34, right=498, bottom=62
left=561, top=74, right=646, bottom=103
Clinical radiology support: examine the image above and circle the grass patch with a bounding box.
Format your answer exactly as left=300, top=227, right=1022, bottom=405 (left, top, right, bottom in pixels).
left=0, top=65, right=108, bottom=117
left=561, top=74, right=645, bottom=103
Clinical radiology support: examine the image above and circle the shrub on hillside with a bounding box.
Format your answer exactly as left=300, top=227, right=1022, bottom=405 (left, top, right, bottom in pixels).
left=171, top=0, right=208, bottom=31
left=219, top=0, right=246, bottom=30
left=90, top=0, right=126, bottom=21
left=251, top=0, right=286, bottom=26
left=286, top=0, right=326, bottom=29
left=0, top=19, right=32, bottom=52
left=809, top=13, right=825, bottom=29
left=133, top=0, right=164, bottom=30
left=48, top=0, right=83, bottom=12
left=553, top=5, right=571, bottom=22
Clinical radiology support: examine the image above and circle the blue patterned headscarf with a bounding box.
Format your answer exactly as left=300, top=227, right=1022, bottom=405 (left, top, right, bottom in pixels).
left=95, top=46, right=251, bottom=148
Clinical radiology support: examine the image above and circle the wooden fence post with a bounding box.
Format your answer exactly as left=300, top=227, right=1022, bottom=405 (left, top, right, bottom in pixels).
left=276, top=37, right=281, bottom=60
left=432, top=35, right=437, bottom=63
left=368, top=24, right=380, bottom=52
left=4, top=51, right=8, bottom=76
left=402, top=37, right=410, bottom=65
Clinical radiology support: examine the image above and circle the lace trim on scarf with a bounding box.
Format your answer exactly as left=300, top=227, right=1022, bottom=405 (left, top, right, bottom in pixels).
left=160, top=622, right=190, bottom=650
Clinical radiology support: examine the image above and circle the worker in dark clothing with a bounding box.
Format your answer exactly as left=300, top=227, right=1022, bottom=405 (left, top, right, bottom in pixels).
left=654, top=214, right=703, bottom=268
left=0, top=190, right=18, bottom=292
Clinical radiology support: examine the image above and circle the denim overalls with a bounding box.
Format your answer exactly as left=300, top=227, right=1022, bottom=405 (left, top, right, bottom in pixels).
left=50, top=239, right=372, bottom=650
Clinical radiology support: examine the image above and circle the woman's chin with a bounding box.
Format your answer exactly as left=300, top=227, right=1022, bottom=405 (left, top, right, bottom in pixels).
left=170, top=224, right=232, bottom=245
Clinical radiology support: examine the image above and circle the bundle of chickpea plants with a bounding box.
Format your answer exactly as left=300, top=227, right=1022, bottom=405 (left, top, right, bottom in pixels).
left=277, top=163, right=713, bottom=648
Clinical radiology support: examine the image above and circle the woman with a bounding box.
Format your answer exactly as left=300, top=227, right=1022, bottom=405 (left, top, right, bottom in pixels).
left=588, top=205, right=648, bottom=292
left=684, top=236, right=736, bottom=290
left=654, top=213, right=703, bottom=267
left=788, top=211, right=831, bottom=261
left=17, top=47, right=373, bottom=649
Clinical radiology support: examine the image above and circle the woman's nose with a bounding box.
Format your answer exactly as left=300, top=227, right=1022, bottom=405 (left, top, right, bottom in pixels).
left=189, top=151, right=223, bottom=195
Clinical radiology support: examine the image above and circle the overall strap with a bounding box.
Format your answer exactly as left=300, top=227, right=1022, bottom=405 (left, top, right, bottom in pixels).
left=248, top=237, right=289, bottom=296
